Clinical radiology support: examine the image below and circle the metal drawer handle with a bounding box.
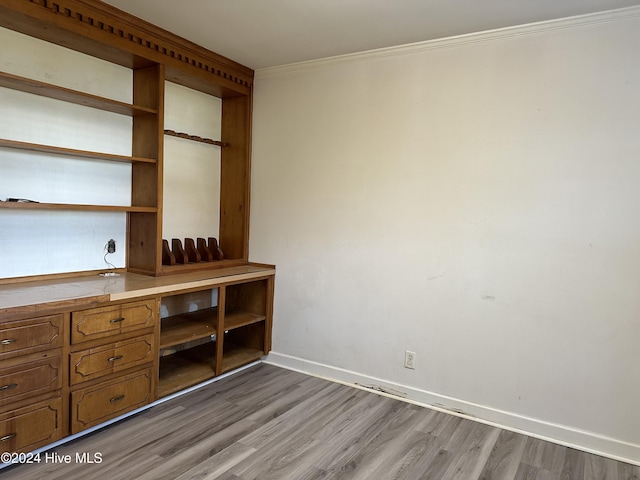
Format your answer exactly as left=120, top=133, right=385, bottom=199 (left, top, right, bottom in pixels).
left=109, top=317, right=125, bottom=324
left=0, top=433, right=16, bottom=442
left=110, top=394, right=125, bottom=403
left=0, top=338, right=17, bottom=345
left=108, top=355, right=123, bottom=362
left=0, top=383, right=18, bottom=391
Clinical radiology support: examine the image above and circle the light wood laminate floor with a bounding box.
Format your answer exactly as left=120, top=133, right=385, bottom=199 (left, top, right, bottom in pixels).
left=1, top=364, right=638, bottom=479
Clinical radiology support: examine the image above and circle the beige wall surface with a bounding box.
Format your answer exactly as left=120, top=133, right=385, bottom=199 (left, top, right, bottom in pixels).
left=250, top=9, right=640, bottom=462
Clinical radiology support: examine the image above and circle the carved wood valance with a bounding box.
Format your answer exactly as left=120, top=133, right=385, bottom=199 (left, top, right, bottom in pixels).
left=0, top=0, right=253, bottom=97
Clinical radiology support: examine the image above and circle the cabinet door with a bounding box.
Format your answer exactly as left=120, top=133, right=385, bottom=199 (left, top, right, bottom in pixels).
left=70, top=334, right=155, bottom=385
left=0, top=397, right=63, bottom=454
left=71, top=368, right=153, bottom=433
left=71, top=300, right=155, bottom=344
left=0, top=355, right=62, bottom=407
left=0, top=315, right=64, bottom=360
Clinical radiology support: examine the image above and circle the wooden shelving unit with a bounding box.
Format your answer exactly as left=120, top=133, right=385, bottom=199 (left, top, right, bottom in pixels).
left=157, top=275, right=273, bottom=397
left=0, top=0, right=274, bottom=452
left=0, top=0, right=254, bottom=278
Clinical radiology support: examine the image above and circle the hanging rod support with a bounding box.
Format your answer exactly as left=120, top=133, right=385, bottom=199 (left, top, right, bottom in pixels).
left=164, top=129, right=228, bottom=147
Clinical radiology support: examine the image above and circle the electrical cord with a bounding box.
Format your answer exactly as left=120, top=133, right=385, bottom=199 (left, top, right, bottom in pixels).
left=103, top=241, right=117, bottom=272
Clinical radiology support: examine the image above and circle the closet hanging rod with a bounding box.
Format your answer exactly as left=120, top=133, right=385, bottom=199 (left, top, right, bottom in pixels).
left=164, top=129, right=228, bottom=147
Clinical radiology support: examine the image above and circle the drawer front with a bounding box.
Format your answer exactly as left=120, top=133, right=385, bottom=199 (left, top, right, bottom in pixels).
left=71, top=300, right=155, bottom=344
left=0, top=315, right=64, bottom=360
left=0, top=397, right=63, bottom=454
left=70, top=334, right=155, bottom=385
left=0, top=356, right=62, bottom=407
left=71, top=368, right=153, bottom=433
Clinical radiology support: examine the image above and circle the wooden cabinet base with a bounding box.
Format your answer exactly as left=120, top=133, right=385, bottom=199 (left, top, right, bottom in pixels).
left=0, top=397, right=63, bottom=454
left=1, top=267, right=274, bottom=452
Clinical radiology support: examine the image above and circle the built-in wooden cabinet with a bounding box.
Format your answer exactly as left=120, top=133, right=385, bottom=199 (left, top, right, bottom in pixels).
left=157, top=275, right=273, bottom=397
left=0, top=264, right=274, bottom=453
left=0, top=0, right=275, bottom=460
left=68, top=299, right=158, bottom=434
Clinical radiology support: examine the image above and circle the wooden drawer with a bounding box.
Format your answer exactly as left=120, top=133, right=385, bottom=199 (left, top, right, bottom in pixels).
left=70, top=334, right=155, bottom=385
left=71, top=300, right=155, bottom=344
left=0, top=397, right=63, bottom=454
left=71, top=368, right=153, bottom=433
left=0, top=315, right=64, bottom=360
left=0, top=355, right=62, bottom=408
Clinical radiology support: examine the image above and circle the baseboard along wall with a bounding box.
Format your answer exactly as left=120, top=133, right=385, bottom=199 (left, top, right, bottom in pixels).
left=265, top=351, right=640, bottom=466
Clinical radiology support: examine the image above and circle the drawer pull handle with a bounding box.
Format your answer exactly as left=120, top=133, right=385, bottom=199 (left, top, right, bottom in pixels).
left=0, top=383, right=17, bottom=391
left=110, top=317, right=125, bottom=324
left=110, top=394, right=125, bottom=403
left=108, top=355, right=124, bottom=362
left=0, top=338, right=17, bottom=345
left=0, top=433, right=16, bottom=442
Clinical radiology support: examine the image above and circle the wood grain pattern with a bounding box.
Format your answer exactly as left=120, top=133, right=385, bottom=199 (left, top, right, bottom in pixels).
left=2, top=364, right=637, bottom=479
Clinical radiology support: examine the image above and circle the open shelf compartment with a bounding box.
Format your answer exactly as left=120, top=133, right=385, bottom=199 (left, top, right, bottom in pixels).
left=158, top=342, right=216, bottom=398
left=224, top=279, right=269, bottom=330
left=221, top=322, right=266, bottom=374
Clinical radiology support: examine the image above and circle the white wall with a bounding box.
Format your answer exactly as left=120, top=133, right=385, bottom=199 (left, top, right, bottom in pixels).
left=250, top=9, right=640, bottom=462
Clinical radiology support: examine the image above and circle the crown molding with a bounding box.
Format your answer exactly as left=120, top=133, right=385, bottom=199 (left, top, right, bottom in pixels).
left=256, top=5, right=640, bottom=79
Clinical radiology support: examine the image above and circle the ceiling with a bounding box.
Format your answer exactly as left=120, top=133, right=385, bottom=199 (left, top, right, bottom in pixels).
left=102, top=0, right=640, bottom=70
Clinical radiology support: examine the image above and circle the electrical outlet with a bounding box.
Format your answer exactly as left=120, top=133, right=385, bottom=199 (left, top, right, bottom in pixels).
left=404, top=350, right=416, bottom=370
left=107, top=239, right=116, bottom=254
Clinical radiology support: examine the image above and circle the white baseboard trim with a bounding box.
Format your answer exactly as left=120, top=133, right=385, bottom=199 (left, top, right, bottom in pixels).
left=265, top=351, right=640, bottom=466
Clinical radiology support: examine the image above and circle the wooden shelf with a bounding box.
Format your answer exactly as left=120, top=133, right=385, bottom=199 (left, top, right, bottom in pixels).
left=158, top=343, right=216, bottom=397
left=224, top=311, right=265, bottom=331
left=221, top=345, right=263, bottom=374
left=0, top=138, right=156, bottom=164
left=0, top=202, right=157, bottom=213
left=0, top=70, right=157, bottom=117
left=160, top=308, right=218, bottom=349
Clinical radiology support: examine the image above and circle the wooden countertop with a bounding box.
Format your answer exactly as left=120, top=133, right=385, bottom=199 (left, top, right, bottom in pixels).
left=0, top=264, right=275, bottom=317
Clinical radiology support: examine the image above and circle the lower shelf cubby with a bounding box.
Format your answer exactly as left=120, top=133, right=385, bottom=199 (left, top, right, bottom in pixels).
left=158, top=342, right=216, bottom=398
left=221, top=344, right=264, bottom=374
left=221, top=322, right=266, bottom=373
